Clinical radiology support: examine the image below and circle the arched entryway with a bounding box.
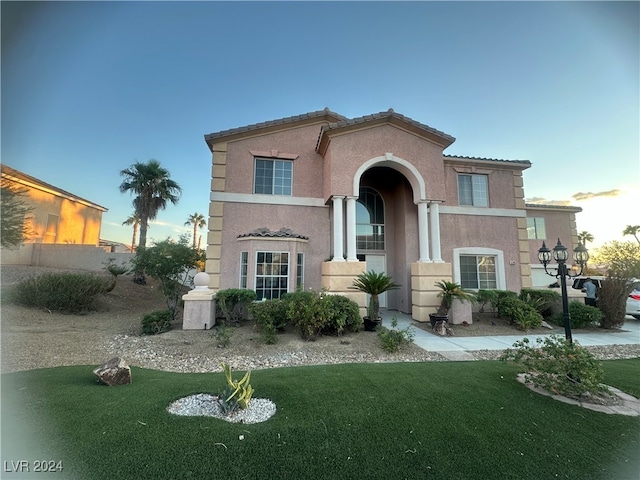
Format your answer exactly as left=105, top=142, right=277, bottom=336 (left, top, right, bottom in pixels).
left=356, top=167, right=418, bottom=313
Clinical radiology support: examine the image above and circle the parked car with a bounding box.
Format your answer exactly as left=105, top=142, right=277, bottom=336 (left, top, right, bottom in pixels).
left=627, top=282, right=640, bottom=320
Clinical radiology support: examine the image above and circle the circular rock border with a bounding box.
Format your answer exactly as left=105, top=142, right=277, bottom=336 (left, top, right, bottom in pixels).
left=517, top=374, right=640, bottom=416
left=167, top=393, right=276, bottom=423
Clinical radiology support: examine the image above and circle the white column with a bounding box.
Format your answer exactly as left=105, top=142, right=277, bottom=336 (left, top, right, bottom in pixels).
left=430, top=201, right=443, bottom=262
left=345, top=196, right=358, bottom=261
left=332, top=196, right=345, bottom=262
left=417, top=200, right=431, bottom=262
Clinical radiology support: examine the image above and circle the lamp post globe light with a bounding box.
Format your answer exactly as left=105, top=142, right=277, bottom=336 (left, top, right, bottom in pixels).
left=538, top=238, right=589, bottom=344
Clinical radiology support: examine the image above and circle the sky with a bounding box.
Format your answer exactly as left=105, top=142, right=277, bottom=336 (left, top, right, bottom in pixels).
left=2, top=1, right=638, bottom=251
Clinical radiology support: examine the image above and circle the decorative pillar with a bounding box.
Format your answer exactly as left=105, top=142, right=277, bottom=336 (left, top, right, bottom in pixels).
left=332, top=196, right=345, bottom=262
left=430, top=201, right=443, bottom=262
left=182, top=272, right=216, bottom=330
left=345, top=196, right=358, bottom=261
left=417, top=200, right=431, bottom=262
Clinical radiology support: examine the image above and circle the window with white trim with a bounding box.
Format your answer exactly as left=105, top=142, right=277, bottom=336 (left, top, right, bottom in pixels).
left=255, top=251, right=289, bottom=299
left=526, top=217, right=546, bottom=239
left=296, top=253, right=304, bottom=289
left=356, top=187, right=385, bottom=250
left=239, top=252, right=248, bottom=288
left=254, top=158, right=292, bottom=195
left=458, top=174, right=488, bottom=207
left=460, top=255, right=497, bottom=289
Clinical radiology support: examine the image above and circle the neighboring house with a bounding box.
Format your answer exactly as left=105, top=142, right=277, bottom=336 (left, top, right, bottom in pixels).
left=0, top=165, right=130, bottom=271
left=1, top=164, right=107, bottom=245
left=203, top=108, right=583, bottom=321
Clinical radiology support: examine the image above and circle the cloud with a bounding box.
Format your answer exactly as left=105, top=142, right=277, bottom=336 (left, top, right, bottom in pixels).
left=527, top=188, right=628, bottom=208
left=572, top=189, right=622, bottom=201
left=525, top=197, right=572, bottom=206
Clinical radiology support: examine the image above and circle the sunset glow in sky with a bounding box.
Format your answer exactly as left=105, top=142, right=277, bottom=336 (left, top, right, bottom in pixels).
left=2, top=1, right=638, bottom=251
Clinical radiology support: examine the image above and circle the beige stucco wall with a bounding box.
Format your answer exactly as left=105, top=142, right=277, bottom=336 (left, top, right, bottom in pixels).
left=21, top=186, right=104, bottom=246
left=0, top=243, right=132, bottom=271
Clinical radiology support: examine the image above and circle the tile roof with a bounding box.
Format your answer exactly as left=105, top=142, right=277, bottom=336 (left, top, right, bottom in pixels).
left=325, top=108, right=454, bottom=141
left=316, top=108, right=456, bottom=153
left=1, top=164, right=108, bottom=211
left=525, top=203, right=582, bottom=212
left=237, top=227, right=309, bottom=240
left=444, top=154, right=531, bottom=167
left=204, top=108, right=346, bottom=148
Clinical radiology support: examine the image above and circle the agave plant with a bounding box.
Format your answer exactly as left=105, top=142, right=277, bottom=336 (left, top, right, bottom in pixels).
left=351, top=271, right=400, bottom=320
left=435, top=280, right=475, bottom=316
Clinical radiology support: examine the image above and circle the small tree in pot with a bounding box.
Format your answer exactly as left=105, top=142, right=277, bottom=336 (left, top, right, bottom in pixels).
left=430, top=280, right=475, bottom=327
left=351, top=271, right=400, bottom=331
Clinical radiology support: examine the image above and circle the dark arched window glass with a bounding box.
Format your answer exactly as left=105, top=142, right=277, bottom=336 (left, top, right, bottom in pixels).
left=356, top=187, right=385, bottom=250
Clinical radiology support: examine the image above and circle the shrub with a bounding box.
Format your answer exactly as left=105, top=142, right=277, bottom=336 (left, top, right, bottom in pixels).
left=322, top=294, right=361, bottom=335
left=475, top=289, right=499, bottom=313
left=519, top=288, right=560, bottom=317
left=250, top=299, right=289, bottom=344
left=497, top=296, right=543, bottom=331
left=9, top=272, right=111, bottom=314
left=216, top=289, right=257, bottom=325
left=132, top=236, right=204, bottom=320
left=550, top=301, right=603, bottom=329
left=377, top=317, right=415, bottom=353
left=283, top=290, right=330, bottom=341
left=500, top=335, right=608, bottom=399
left=141, top=310, right=173, bottom=335
left=211, top=323, right=235, bottom=348
left=102, top=258, right=131, bottom=292
left=597, top=277, right=630, bottom=329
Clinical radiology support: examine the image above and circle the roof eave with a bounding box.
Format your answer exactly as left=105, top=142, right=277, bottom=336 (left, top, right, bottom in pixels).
left=444, top=155, right=532, bottom=170
left=204, top=108, right=346, bottom=151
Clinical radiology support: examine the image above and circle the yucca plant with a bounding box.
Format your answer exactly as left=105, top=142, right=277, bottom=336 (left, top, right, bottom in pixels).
left=351, top=271, right=400, bottom=322
left=435, top=280, right=475, bottom=316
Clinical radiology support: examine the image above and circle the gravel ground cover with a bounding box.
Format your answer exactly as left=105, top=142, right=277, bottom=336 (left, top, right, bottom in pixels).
left=1, top=265, right=638, bottom=374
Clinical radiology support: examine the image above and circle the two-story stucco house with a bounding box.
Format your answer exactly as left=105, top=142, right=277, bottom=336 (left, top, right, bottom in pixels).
left=203, top=109, right=582, bottom=321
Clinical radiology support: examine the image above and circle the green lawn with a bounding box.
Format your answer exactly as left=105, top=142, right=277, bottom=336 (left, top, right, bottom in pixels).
left=2, top=360, right=639, bottom=480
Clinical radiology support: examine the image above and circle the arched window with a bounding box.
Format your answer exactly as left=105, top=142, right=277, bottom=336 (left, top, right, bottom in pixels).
left=356, top=187, right=385, bottom=250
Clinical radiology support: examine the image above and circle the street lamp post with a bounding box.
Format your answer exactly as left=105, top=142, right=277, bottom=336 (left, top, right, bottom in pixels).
left=538, top=238, right=589, bottom=344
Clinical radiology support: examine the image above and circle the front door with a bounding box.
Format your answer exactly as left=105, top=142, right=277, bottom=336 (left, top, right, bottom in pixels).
left=365, top=254, right=387, bottom=308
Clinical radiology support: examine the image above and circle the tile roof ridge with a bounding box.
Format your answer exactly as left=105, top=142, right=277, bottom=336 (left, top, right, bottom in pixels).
left=444, top=154, right=531, bottom=165
left=205, top=108, right=346, bottom=141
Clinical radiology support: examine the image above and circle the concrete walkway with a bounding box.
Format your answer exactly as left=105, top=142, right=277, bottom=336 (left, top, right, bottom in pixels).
left=381, top=310, right=640, bottom=361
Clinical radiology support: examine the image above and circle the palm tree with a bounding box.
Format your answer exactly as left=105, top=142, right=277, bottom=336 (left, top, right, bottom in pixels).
left=184, top=212, right=206, bottom=249
left=351, top=271, right=400, bottom=329
left=119, top=160, right=182, bottom=249
left=578, top=231, right=594, bottom=246
left=122, top=213, right=142, bottom=253
left=623, top=225, right=640, bottom=245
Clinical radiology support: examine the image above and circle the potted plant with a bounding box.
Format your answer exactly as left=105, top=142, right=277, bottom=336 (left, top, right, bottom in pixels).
left=351, top=271, right=400, bottom=331
left=430, top=280, right=475, bottom=327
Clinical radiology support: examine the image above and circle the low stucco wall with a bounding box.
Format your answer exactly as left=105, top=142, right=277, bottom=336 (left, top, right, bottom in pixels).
left=0, top=244, right=133, bottom=272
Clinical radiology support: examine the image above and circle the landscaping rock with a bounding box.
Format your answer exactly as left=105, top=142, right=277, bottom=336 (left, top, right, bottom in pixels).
left=93, top=357, right=131, bottom=386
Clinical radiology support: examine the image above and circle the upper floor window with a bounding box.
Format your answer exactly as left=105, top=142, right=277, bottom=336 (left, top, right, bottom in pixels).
left=254, top=158, right=292, bottom=195
left=356, top=187, right=385, bottom=250
left=527, top=217, right=546, bottom=240
left=458, top=174, right=488, bottom=207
